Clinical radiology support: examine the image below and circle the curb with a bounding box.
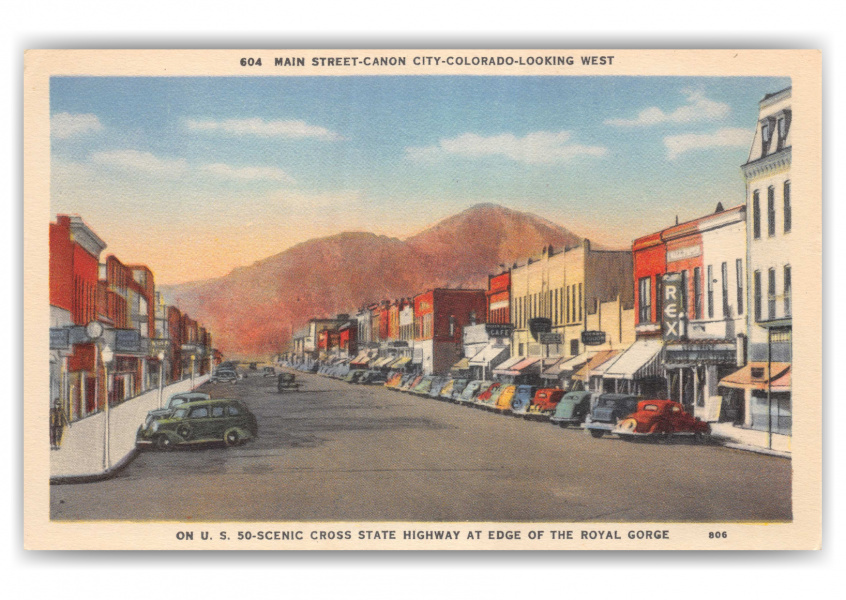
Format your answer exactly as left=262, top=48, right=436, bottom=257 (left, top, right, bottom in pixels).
left=50, top=447, right=140, bottom=485
left=714, top=439, right=792, bottom=459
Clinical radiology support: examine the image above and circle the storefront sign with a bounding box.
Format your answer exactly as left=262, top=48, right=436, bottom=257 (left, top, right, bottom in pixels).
left=581, top=330, right=607, bottom=346
left=662, top=273, right=685, bottom=341
left=50, top=328, right=70, bottom=350
left=486, top=323, right=514, bottom=338
left=149, top=338, right=170, bottom=355
left=539, top=333, right=562, bottom=345
left=115, top=329, right=142, bottom=352
left=528, top=318, right=552, bottom=340
left=667, top=244, right=701, bottom=263
left=664, top=342, right=736, bottom=365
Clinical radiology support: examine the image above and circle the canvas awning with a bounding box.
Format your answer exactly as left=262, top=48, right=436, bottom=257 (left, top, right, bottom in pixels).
left=391, top=356, right=412, bottom=369
left=543, top=351, right=596, bottom=379
left=371, top=356, right=393, bottom=368
left=349, top=351, right=370, bottom=366
left=572, top=350, right=620, bottom=382
left=450, top=357, right=471, bottom=372
left=719, top=363, right=791, bottom=392
left=603, top=339, right=664, bottom=380
left=468, top=344, right=510, bottom=367
left=495, top=356, right=541, bottom=377
left=492, top=355, right=525, bottom=376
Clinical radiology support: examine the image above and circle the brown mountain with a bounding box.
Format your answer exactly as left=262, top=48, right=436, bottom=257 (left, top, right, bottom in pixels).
left=160, top=203, right=583, bottom=359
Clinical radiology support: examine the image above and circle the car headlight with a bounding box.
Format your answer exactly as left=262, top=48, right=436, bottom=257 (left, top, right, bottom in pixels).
left=151, top=421, right=159, bottom=433
left=618, top=418, right=637, bottom=432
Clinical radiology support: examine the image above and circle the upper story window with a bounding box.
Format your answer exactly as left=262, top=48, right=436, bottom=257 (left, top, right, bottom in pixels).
left=777, top=116, right=786, bottom=151
left=767, top=187, right=776, bottom=237
left=761, top=121, right=771, bottom=155
left=638, top=276, right=652, bottom=324
left=784, top=181, right=792, bottom=233
left=753, top=190, right=761, bottom=239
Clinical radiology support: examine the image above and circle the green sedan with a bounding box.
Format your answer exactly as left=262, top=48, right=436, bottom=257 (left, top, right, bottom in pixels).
left=136, top=398, right=258, bottom=450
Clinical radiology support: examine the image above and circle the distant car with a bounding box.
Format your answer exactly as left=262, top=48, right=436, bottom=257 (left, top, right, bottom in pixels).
left=549, top=391, right=593, bottom=427
left=457, top=380, right=487, bottom=405
left=446, top=378, right=469, bottom=401
left=143, top=391, right=212, bottom=427
left=428, top=377, right=449, bottom=398
left=510, top=385, right=537, bottom=415
left=211, top=369, right=238, bottom=384
left=411, top=376, right=435, bottom=395
left=385, top=372, right=404, bottom=388
left=359, top=370, right=388, bottom=385
left=262, top=366, right=276, bottom=377
left=494, top=385, right=517, bottom=412
left=400, top=375, right=424, bottom=392
left=277, top=372, right=300, bottom=392
left=343, top=370, right=367, bottom=384
left=584, top=393, right=642, bottom=438
left=613, top=399, right=711, bottom=442
left=249, top=362, right=258, bottom=371
left=527, top=388, right=566, bottom=417
left=475, top=382, right=502, bottom=408
left=136, top=398, right=258, bottom=450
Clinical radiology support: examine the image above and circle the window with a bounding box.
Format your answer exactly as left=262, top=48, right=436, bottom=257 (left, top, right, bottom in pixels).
left=638, top=277, right=652, bottom=324
left=784, top=265, right=791, bottom=317
left=707, top=265, right=714, bottom=319
left=679, top=271, right=688, bottom=319
left=752, top=190, right=761, bottom=239
left=655, top=276, right=663, bottom=322
left=784, top=181, right=791, bottom=233
left=189, top=407, right=209, bottom=419
left=777, top=116, right=786, bottom=151
left=736, top=259, right=744, bottom=315
left=761, top=121, right=770, bottom=154
left=227, top=404, right=241, bottom=416
left=211, top=405, right=225, bottom=417
left=768, top=186, right=776, bottom=237
left=721, top=262, right=729, bottom=318
left=572, top=285, right=577, bottom=321
left=570, top=338, right=579, bottom=356
left=578, top=283, right=583, bottom=321
left=518, top=343, right=525, bottom=356
left=693, top=267, right=702, bottom=319
left=768, top=268, right=776, bottom=320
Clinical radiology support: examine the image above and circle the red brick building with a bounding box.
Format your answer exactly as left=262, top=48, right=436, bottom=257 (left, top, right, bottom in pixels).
left=413, top=289, right=487, bottom=375
left=486, top=271, right=510, bottom=324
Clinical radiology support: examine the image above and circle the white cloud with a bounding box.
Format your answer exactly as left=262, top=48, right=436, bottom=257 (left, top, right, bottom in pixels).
left=90, top=150, right=188, bottom=176
left=605, top=89, right=730, bottom=127
left=201, top=163, right=295, bottom=183
left=406, top=131, right=607, bottom=164
left=185, top=118, right=343, bottom=140
left=51, top=112, right=103, bottom=139
left=664, top=127, right=751, bottom=160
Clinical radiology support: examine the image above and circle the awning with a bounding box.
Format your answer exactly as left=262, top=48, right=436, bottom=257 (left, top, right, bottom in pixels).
left=495, top=356, right=541, bottom=376
left=391, top=356, right=412, bottom=369
left=492, top=355, right=524, bottom=376
left=604, top=339, right=664, bottom=380
left=349, top=351, right=370, bottom=366
left=541, top=351, right=595, bottom=379
left=719, top=363, right=791, bottom=392
left=450, top=357, right=471, bottom=372
left=372, top=356, right=393, bottom=368
left=468, top=344, right=510, bottom=367
left=382, top=356, right=402, bottom=369
left=572, top=350, right=620, bottom=382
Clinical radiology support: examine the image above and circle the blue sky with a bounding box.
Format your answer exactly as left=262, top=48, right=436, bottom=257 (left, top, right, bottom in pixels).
left=50, top=75, right=790, bottom=284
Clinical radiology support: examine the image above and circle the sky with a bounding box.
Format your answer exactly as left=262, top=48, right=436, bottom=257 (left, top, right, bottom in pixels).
left=50, top=75, right=790, bottom=285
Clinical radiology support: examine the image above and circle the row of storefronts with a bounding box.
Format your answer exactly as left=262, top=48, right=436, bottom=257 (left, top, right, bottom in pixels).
left=287, top=87, right=794, bottom=447
left=49, top=215, right=218, bottom=423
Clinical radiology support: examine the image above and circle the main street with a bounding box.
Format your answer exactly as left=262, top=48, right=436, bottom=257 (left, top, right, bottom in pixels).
left=51, top=369, right=792, bottom=522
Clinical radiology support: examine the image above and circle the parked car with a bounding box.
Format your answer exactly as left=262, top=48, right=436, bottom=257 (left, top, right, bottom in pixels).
left=446, top=378, right=469, bottom=401
left=411, top=376, right=435, bottom=395
left=400, top=375, right=424, bottom=392
left=136, top=398, right=258, bottom=450
left=143, top=391, right=211, bottom=427
left=249, top=362, right=258, bottom=371
left=613, top=399, right=711, bottom=442
left=211, top=369, right=238, bottom=384
left=457, top=380, right=487, bottom=405
left=359, top=370, right=388, bottom=385
left=584, top=393, right=643, bottom=438
left=549, top=391, right=594, bottom=427
left=510, top=385, right=537, bottom=415
left=428, top=377, right=449, bottom=398
left=262, top=366, right=276, bottom=378
left=527, top=388, right=566, bottom=418
left=277, top=372, right=300, bottom=392
left=385, top=372, right=404, bottom=388
left=343, top=370, right=367, bottom=384
left=475, top=382, right=503, bottom=408
left=494, top=385, right=517, bottom=413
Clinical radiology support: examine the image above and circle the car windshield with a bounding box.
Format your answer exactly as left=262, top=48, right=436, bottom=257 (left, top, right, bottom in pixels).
left=172, top=408, right=188, bottom=419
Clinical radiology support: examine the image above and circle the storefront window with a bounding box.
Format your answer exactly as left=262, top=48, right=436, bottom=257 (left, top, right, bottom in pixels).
left=750, top=393, right=791, bottom=435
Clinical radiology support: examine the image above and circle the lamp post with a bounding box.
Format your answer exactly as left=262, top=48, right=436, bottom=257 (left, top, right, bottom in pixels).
left=191, top=354, right=196, bottom=389
left=208, top=347, right=214, bottom=380
left=157, top=351, right=165, bottom=409
left=101, top=344, right=114, bottom=471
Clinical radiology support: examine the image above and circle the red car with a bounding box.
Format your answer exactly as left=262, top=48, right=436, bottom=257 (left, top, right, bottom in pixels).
left=613, top=399, right=710, bottom=442
left=527, top=388, right=565, bottom=416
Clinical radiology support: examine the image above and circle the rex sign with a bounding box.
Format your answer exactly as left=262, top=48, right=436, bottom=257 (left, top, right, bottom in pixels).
left=662, top=273, right=685, bottom=341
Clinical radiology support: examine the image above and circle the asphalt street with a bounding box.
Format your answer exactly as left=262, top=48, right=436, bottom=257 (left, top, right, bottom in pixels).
left=50, top=369, right=792, bottom=522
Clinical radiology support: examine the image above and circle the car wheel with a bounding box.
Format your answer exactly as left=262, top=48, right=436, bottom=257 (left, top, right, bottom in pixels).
left=224, top=429, right=240, bottom=447
left=589, top=429, right=604, bottom=438
left=155, top=435, right=172, bottom=451
left=694, top=430, right=710, bottom=444
left=176, top=424, right=192, bottom=440
left=660, top=428, right=674, bottom=443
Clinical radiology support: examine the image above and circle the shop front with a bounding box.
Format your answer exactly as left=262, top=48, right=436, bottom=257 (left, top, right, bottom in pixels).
left=719, top=362, right=791, bottom=435
left=541, top=351, right=596, bottom=391
left=664, top=339, right=740, bottom=420
left=602, top=338, right=665, bottom=398
left=571, top=349, right=620, bottom=392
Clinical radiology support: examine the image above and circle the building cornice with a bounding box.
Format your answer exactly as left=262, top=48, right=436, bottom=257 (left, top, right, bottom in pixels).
left=742, top=147, right=791, bottom=181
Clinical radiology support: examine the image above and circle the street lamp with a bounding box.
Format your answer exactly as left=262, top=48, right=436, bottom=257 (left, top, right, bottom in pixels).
left=101, top=344, right=114, bottom=471
left=191, top=354, right=196, bottom=389
left=157, top=351, right=165, bottom=409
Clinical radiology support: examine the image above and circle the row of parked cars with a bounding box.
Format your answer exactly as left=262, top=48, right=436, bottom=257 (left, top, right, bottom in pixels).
left=304, top=363, right=711, bottom=442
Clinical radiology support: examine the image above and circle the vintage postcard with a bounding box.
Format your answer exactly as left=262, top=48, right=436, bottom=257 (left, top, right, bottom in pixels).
left=23, top=49, right=821, bottom=550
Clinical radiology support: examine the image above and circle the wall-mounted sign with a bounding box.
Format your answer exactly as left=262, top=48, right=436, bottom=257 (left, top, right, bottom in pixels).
left=528, top=318, right=552, bottom=340
left=149, top=339, right=171, bottom=355
left=485, top=323, right=514, bottom=338
left=50, top=328, right=70, bottom=350
left=115, top=329, right=142, bottom=352
left=662, top=273, right=685, bottom=341
left=667, top=245, right=701, bottom=263
left=581, top=330, right=607, bottom=346
left=539, top=332, right=562, bottom=345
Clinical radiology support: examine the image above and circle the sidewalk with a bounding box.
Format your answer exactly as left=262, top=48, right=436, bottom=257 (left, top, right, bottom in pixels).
left=709, top=422, right=792, bottom=458
left=50, top=375, right=210, bottom=483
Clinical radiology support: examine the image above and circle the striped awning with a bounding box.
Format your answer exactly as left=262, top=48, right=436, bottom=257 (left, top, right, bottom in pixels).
left=492, top=355, right=524, bottom=376
left=572, top=350, right=620, bottom=382
left=719, top=363, right=791, bottom=392
left=603, top=339, right=664, bottom=380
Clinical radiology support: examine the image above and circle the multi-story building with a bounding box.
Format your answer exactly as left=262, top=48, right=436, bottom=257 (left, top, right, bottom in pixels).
left=486, top=271, right=510, bottom=324
left=413, top=289, right=487, bottom=375
left=720, top=87, right=793, bottom=440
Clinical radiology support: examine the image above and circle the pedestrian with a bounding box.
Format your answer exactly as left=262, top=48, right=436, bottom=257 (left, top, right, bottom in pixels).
left=49, top=399, right=69, bottom=450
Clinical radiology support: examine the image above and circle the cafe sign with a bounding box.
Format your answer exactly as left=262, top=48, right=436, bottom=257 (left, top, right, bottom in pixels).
left=485, top=323, right=514, bottom=338
left=662, top=273, right=685, bottom=341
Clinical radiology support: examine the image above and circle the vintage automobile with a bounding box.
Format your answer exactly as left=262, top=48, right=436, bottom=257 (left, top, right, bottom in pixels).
left=343, top=370, right=367, bottom=384
left=584, top=393, right=643, bottom=438
left=136, top=398, right=258, bottom=450
left=527, top=388, right=566, bottom=418
left=493, top=384, right=517, bottom=412
left=549, top=391, right=594, bottom=427
left=475, top=382, right=502, bottom=408
left=411, top=375, right=435, bottom=395
left=277, top=372, right=301, bottom=392
left=143, top=391, right=211, bottom=427
left=456, top=380, right=488, bottom=405
left=428, top=377, right=449, bottom=398
left=444, top=378, right=469, bottom=401
left=262, top=366, right=276, bottom=378
left=385, top=372, right=404, bottom=388
left=400, top=375, right=424, bottom=392
left=510, top=385, right=538, bottom=415
left=358, top=370, right=388, bottom=385
left=613, top=399, right=711, bottom=442
left=210, top=368, right=238, bottom=384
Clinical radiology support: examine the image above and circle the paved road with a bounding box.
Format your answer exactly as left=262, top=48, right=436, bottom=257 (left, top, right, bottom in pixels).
left=51, top=369, right=792, bottom=522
